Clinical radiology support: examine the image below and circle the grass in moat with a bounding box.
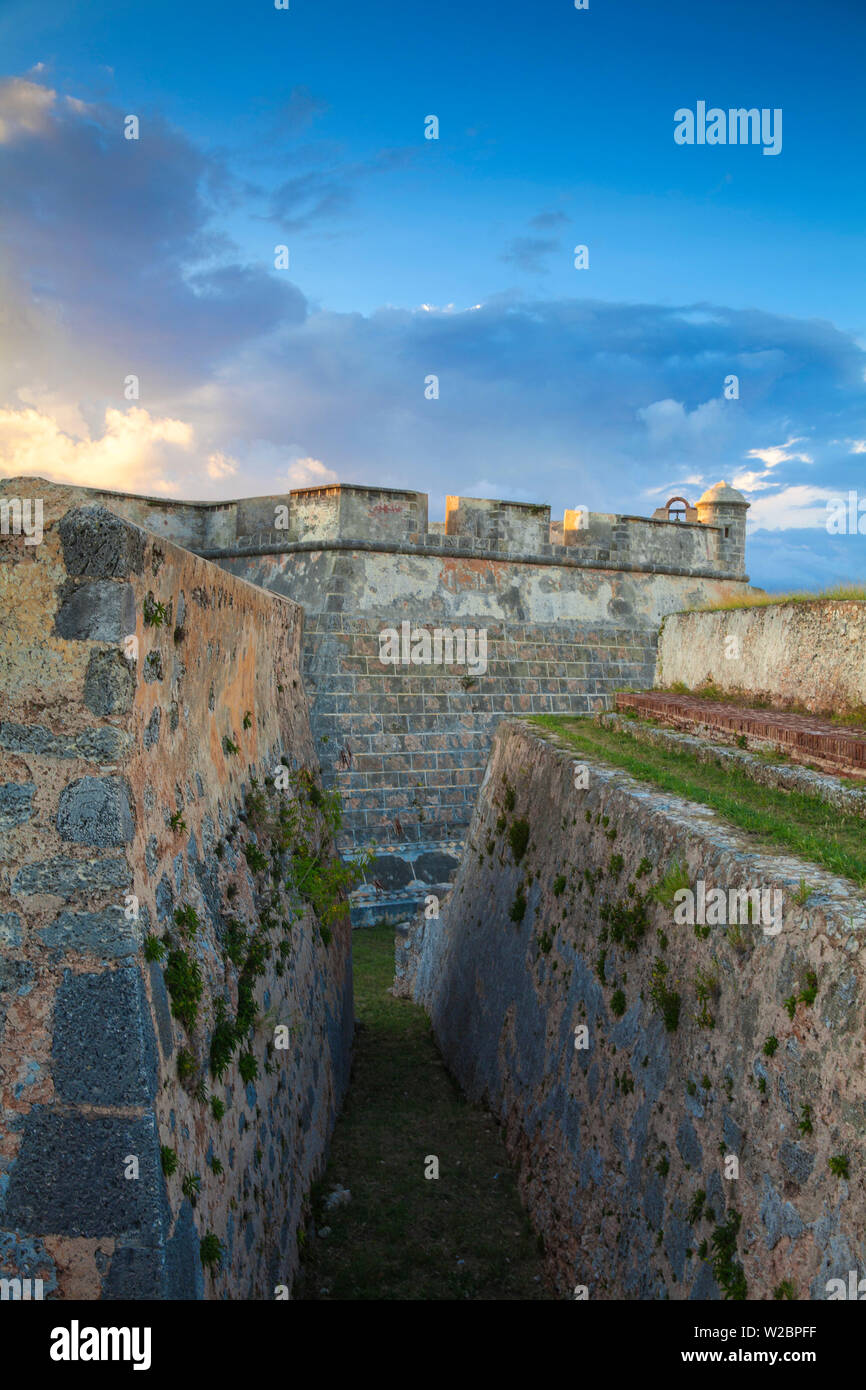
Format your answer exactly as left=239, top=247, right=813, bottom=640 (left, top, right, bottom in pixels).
left=531, top=715, right=866, bottom=890
left=295, top=923, right=553, bottom=1301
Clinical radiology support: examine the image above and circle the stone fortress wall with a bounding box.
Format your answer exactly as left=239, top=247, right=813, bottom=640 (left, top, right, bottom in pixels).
left=1, top=477, right=755, bottom=923
left=398, top=717, right=866, bottom=1300
left=0, top=483, right=353, bottom=1298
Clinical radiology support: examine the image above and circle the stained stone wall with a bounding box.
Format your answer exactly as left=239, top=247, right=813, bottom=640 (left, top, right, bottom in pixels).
left=400, top=719, right=866, bottom=1300
left=656, top=601, right=866, bottom=717
left=0, top=489, right=353, bottom=1299
left=0, top=478, right=755, bottom=920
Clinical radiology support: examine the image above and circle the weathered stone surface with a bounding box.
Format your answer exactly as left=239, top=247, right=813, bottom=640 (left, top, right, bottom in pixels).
left=3, top=1110, right=164, bottom=1238
left=36, top=906, right=139, bottom=958
left=0, top=912, right=22, bottom=946
left=143, top=651, right=163, bottom=683
left=12, top=855, right=131, bottom=899
left=148, top=961, right=174, bottom=1057
left=779, top=1139, right=815, bottom=1185
left=164, top=1200, right=205, bottom=1299
left=405, top=718, right=866, bottom=1299
left=52, top=968, right=158, bottom=1105
left=83, top=648, right=136, bottom=715
left=0, top=781, right=34, bottom=828
left=54, top=580, right=136, bottom=642
left=143, top=706, right=161, bottom=750
left=0, top=479, right=354, bottom=1305
left=657, top=601, right=866, bottom=718
left=59, top=505, right=147, bottom=578
left=368, top=854, right=413, bottom=890
left=101, top=1244, right=165, bottom=1300
left=56, top=776, right=134, bottom=846
left=0, top=721, right=130, bottom=760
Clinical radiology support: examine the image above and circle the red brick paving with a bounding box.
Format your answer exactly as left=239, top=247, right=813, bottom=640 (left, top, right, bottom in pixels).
left=615, top=691, right=866, bottom=776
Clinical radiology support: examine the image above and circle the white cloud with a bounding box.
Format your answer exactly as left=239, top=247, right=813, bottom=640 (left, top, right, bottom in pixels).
left=745, top=437, right=813, bottom=468
left=286, top=456, right=338, bottom=488
left=0, top=78, right=55, bottom=144
left=0, top=406, right=194, bottom=494
left=637, top=396, right=726, bottom=446
left=206, top=451, right=238, bottom=479
left=746, top=485, right=835, bottom=531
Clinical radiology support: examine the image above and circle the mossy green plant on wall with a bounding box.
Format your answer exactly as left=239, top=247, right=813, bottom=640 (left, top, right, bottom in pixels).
left=164, top=947, right=203, bottom=1031
left=143, top=594, right=167, bottom=627
left=651, top=860, right=690, bottom=909
left=650, top=957, right=680, bottom=1032
left=710, top=1210, right=747, bottom=1300
left=238, top=1050, right=259, bottom=1084
left=509, top=889, right=527, bottom=924
left=173, top=903, right=199, bottom=937
left=508, top=819, right=530, bottom=864
left=176, top=1047, right=196, bottom=1083
left=200, top=1233, right=223, bottom=1269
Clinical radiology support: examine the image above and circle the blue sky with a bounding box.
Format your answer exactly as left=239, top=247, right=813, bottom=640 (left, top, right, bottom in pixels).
left=0, top=0, right=864, bottom=589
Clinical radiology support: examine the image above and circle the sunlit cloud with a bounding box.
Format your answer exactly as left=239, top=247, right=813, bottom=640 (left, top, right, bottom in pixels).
left=745, top=437, right=813, bottom=468
left=0, top=406, right=194, bottom=494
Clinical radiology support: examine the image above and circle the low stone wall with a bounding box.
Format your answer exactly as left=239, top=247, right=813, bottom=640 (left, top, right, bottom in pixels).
left=656, top=602, right=866, bottom=716
left=0, top=487, right=352, bottom=1299
left=402, top=719, right=866, bottom=1300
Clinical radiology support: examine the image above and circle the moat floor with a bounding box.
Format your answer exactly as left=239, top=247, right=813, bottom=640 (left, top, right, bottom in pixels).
left=296, top=924, right=554, bottom=1300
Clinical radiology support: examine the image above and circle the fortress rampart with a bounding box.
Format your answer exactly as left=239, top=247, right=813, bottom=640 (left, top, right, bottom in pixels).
left=1, top=478, right=754, bottom=921
left=400, top=718, right=866, bottom=1300
left=0, top=488, right=352, bottom=1298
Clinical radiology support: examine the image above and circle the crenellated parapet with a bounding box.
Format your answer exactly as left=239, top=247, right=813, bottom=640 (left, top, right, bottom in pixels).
left=0, top=479, right=748, bottom=581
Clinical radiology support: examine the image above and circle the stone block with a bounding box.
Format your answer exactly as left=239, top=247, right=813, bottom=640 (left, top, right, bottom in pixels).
left=3, top=1109, right=165, bottom=1239
left=56, top=776, right=134, bottom=847
left=0, top=782, right=35, bottom=829
left=54, top=581, right=136, bottom=643
left=58, top=505, right=146, bottom=578
left=52, top=967, right=158, bottom=1105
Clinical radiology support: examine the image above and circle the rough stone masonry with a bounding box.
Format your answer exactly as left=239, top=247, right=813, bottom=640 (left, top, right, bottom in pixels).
left=0, top=476, right=754, bottom=924
left=0, top=471, right=757, bottom=1301
left=0, top=491, right=352, bottom=1299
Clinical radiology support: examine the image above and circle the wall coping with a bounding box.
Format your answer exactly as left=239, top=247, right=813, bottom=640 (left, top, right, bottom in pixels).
left=199, top=534, right=747, bottom=583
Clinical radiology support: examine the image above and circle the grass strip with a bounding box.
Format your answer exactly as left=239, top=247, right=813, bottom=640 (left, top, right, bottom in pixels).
left=531, top=715, right=866, bottom=888
left=687, top=585, right=866, bottom=613
left=296, top=923, right=550, bottom=1300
